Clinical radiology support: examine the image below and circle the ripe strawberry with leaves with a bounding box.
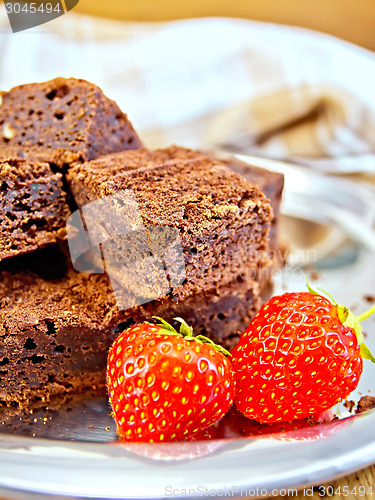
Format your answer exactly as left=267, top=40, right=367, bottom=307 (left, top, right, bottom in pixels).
left=232, top=284, right=375, bottom=423
left=107, top=317, right=236, bottom=442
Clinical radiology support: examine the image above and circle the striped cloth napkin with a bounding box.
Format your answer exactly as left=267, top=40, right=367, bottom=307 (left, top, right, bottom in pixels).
left=1, top=9, right=375, bottom=173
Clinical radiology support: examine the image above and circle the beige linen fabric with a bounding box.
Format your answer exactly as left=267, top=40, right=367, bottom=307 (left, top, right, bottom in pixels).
left=0, top=10, right=375, bottom=172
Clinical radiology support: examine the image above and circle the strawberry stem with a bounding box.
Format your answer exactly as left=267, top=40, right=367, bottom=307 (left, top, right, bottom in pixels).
left=151, top=316, right=231, bottom=357
left=356, top=304, right=375, bottom=323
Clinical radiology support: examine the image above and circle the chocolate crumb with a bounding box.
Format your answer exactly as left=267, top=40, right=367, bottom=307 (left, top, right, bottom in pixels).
left=355, top=396, right=375, bottom=414
left=310, top=271, right=320, bottom=281
left=344, top=400, right=355, bottom=413
left=306, top=415, right=319, bottom=425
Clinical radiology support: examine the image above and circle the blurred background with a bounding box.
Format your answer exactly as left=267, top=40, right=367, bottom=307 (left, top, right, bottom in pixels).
left=0, top=0, right=375, bottom=173
left=74, top=0, right=375, bottom=51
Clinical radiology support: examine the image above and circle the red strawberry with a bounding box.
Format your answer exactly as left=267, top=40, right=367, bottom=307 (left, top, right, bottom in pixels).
left=231, top=285, right=375, bottom=423
left=107, top=317, right=236, bottom=442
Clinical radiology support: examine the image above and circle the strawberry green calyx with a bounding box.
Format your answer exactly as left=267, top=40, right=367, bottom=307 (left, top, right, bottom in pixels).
left=306, top=280, right=337, bottom=305
left=338, top=304, right=375, bottom=363
left=305, top=279, right=375, bottom=363
left=151, top=316, right=231, bottom=357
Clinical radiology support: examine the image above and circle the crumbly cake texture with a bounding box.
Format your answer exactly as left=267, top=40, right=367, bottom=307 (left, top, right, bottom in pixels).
left=0, top=77, right=142, bottom=168
left=67, top=147, right=273, bottom=302
left=112, top=146, right=284, bottom=250
left=0, top=268, right=124, bottom=408
left=221, top=155, right=284, bottom=251
left=0, top=264, right=259, bottom=408
left=0, top=159, right=70, bottom=262
left=119, top=146, right=285, bottom=252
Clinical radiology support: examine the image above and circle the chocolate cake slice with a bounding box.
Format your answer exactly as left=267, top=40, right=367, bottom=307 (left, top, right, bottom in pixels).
left=0, top=262, right=260, bottom=408
left=0, top=158, right=70, bottom=261
left=0, top=77, right=142, bottom=168
left=67, top=148, right=273, bottom=303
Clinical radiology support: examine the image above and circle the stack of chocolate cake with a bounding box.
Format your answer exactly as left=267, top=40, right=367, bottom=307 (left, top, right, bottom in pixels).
left=0, top=77, right=283, bottom=408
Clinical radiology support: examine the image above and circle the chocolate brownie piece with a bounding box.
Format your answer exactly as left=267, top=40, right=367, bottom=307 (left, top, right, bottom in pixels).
left=80, top=144, right=283, bottom=258
left=126, top=145, right=284, bottom=252
left=220, top=155, right=284, bottom=250
left=0, top=268, right=124, bottom=407
left=67, top=148, right=273, bottom=303
left=138, top=145, right=284, bottom=251
left=0, top=77, right=142, bottom=168
left=0, top=264, right=259, bottom=407
left=0, top=158, right=70, bottom=261
left=219, top=154, right=285, bottom=299
left=119, top=146, right=284, bottom=237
